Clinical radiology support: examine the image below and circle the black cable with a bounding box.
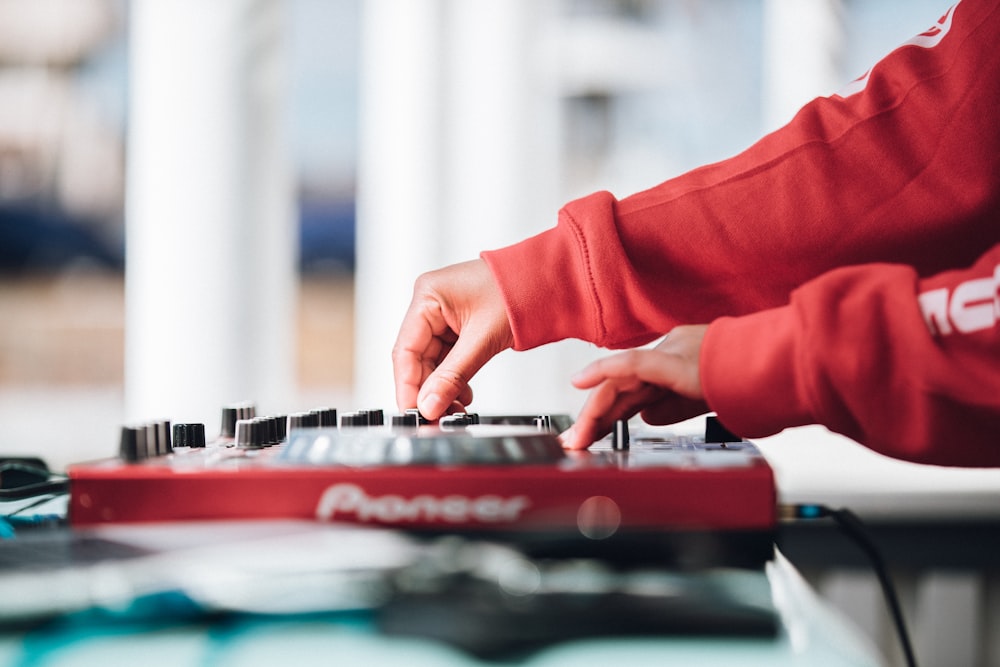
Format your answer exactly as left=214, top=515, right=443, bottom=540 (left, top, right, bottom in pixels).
left=0, top=461, right=67, bottom=500
left=0, top=479, right=69, bottom=500
left=6, top=493, right=66, bottom=518
left=783, top=504, right=917, bottom=667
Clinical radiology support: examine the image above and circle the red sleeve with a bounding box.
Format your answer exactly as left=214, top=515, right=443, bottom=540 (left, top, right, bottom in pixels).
left=702, top=243, right=1000, bottom=467
left=482, top=0, right=1000, bottom=352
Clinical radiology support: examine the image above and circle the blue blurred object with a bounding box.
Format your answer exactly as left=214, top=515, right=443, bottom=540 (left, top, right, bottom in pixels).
left=298, top=196, right=355, bottom=274
left=0, top=200, right=123, bottom=274
left=0, top=195, right=358, bottom=276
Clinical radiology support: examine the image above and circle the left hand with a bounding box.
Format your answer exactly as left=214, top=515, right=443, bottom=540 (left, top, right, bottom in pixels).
left=560, top=325, right=710, bottom=450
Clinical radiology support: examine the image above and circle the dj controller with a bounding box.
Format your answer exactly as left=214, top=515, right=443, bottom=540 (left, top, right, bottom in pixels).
left=67, top=406, right=778, bottom=568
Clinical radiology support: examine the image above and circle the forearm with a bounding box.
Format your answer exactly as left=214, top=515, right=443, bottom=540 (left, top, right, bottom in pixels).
left=484, top=0, right=1000, bottom=352
left=702, top=243, right=1000, bottom=467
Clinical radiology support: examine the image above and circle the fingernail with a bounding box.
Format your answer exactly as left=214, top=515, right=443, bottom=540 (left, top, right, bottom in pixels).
left=420, top=392, right=448, bottom=420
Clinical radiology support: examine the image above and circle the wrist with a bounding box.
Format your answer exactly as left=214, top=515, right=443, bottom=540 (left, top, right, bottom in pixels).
left=701, top=308, right=813, bottom=438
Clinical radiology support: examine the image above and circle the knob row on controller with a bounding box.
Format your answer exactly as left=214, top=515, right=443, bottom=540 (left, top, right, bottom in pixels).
left=119, top=403, right=569, bottom=462
left=236, top=407, right=392, bottom=447
left=235, top=415, right=289, bottom=448
left=223, top=404, right=339, bottom=447
left=340, top=409, right=385, bottom=427
left=120, top=421, right=212, bottom=461
left=287, top=408, right=338, bottom=430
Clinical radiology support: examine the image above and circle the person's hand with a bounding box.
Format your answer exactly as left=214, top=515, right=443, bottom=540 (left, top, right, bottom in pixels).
left=392, top=259, right=515, bottom=420
left=560, top=325, right=710, bottom=450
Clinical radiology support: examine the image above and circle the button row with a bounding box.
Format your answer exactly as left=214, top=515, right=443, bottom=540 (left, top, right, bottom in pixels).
left=118, top=403, right=569, bottom=462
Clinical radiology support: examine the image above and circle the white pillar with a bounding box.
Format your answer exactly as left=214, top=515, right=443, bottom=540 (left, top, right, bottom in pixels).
left=356, top=0, right=586, bottom=415
left=354, top=0, right=446, bottom=408
left=762, top=0, right=845, bottom=132
left=125, top=0, right=297, bottom=429
left=441, top=0, right=535, bottom=254
left=439, top=0, right=593, bottom=415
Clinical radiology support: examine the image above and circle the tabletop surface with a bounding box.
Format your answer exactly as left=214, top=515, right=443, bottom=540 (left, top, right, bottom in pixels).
left=753, top=424, right=1000, bottom=519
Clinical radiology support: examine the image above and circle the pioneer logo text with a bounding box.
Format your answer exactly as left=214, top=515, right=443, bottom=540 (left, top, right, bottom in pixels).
left=315, top=483, right=531, bottom=524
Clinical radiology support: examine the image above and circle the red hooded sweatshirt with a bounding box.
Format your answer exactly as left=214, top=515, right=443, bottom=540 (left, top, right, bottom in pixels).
left=482, top=0, right=1000, bottom=466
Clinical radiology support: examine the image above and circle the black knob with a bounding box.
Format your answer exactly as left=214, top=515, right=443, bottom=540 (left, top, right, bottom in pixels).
left=220, top=407, right=238, bottom=437
left=364, top=409, right=384, bottom=426
left=119, top=426, right=145, bottom=462
left=310, top=407, right=338, bottom=427
left=440, top=413, right=476, bottom=428
left=392, top=412, right=419, bottom=428
left=235, top=418, right=266, bottom=448
left=340, top=411, right=369, bottom=428
left=612, top=419, right=629, bottom=450
left=405, top=408, right=430, bottom=425
left=288, top=411, right=320, bottom=430
left=155, top=420, right=172, bottom=455
left=273, top=415, right=288, bottom=443
left=142, top=422, right=165, bottom=458
left=173, top=423, right=206, bottom=448
left=257, top=416, right=278, bottom=446
left=705, top=415, right=739, bottom=443
left=221, top=403, right=256, bottom=437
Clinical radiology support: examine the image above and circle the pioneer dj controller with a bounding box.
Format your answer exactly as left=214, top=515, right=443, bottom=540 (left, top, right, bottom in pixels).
left=67, top=405, right=777, bottom=568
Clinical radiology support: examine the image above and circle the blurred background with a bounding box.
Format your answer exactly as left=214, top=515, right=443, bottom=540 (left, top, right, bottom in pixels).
left=0, top=2, right=982, bottom=665
left=0, top=0, right=944, bottom=468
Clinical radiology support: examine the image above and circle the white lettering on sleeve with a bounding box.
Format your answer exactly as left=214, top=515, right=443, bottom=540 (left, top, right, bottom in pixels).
left=918, top=288, right=952, bottom=335
left=918, top=263, right=1000, bottom=337
left=950, top=277, right=995, bottom=334
left=837, top=2, right=959, bottom=98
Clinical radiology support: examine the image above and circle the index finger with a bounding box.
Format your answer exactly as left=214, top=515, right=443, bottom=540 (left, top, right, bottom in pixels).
left=572, top=349, right=700, bottom=398
left=392, top=297, right=450, bottom=411
left=562, top=379, right=659, bottom=449
left=414, top=314, right=499, bottom=419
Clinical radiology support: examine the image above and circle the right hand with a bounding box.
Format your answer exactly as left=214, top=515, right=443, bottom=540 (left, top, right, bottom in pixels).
left=560, top=325, right=710, bottom=450
left=392, top=259, right=514, bottom=420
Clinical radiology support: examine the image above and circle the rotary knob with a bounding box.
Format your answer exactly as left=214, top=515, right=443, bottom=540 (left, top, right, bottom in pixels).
left=118, top=419, right=171, bottom=460
left=235, top=418, right=267, bottom=448
left=310, top=407, right=339, bottom=427
left=258, top=416, right=281, bottom=446
left=340, top=411, right=370, bottom=428
left=612, top=419, right=629, bottom=451
left=173, top=422, right=206, bottom=448
left=391, top=409, right=432, bottom=427
left=704, top=414, right=740, bottom=443
left=220, top=402, right=256, bottom=438
left=149, top=420, right=173, bottom=456
left=288, top=411, right=320, bottom=430
left=392, top=412, right=418, bottom=428
left=119, top=425, right=146, bottom=462
left=439, top=412, right=479, bottom=428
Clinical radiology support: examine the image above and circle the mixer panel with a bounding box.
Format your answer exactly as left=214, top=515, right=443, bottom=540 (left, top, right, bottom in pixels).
left=67, top=406, right=776, bottom=567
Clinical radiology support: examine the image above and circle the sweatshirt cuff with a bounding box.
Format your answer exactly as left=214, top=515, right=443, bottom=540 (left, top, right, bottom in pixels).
left=481, top=225, right=592, bottom=350
left=482, top=193, right=619, bottom=350
left=700, top=307, right=814, bottom=439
